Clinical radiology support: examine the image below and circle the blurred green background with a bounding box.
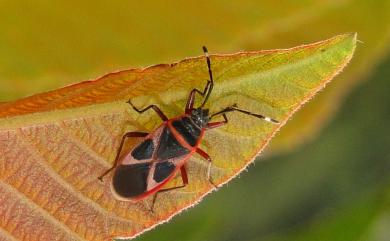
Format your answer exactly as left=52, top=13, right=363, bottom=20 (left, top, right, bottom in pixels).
left=0, top=1, right=389, bottom=241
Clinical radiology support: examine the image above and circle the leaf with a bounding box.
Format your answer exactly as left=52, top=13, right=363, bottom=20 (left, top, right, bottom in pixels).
left=0, top=34, right=356, bottom=241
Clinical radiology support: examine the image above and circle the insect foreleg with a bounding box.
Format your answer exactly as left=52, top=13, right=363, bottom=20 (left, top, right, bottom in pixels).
left=185, top=80, right=211, bottom=113
left=206, top=113, right=228, bottom=129
left=98, top=131, right=148, bottom=182
left=211, top=105, right=279, bottom=124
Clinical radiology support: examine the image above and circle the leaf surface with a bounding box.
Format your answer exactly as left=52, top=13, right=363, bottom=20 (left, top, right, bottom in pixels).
left=0, top=34, right=356, bottom=241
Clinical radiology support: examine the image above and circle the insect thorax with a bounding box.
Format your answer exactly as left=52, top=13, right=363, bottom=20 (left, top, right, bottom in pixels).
left=190, top=108, right=210, bottom=128
left=172, top=116, right=202, bottom=146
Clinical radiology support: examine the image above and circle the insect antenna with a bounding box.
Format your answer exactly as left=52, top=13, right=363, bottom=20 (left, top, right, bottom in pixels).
left=199, top=46, right=214, bottom=108
left=211, top=104, right=279, bottom=124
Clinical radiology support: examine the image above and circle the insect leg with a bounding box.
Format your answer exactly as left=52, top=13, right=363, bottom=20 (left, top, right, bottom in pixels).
left=210, top=104, right=279, bottom=124
left=206, top=113, right=228, bottom=129
left=127, top=99, right=168, bottom=121
left=98, top=131, right=148, bottom=182
left=185, top=80, right=211, bottom=113
left=150, top=166, right=189, bottom=212
left=196, top=148, right=218, bottom=188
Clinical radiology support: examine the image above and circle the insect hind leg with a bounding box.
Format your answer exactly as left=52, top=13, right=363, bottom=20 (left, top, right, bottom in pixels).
left=98, top=131, right=148, bottom=182
left=150, top=166, right=189, bottom=212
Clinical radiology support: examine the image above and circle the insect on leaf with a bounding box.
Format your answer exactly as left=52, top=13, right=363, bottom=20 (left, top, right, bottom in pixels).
left=0, top=33, right=356, bottom=241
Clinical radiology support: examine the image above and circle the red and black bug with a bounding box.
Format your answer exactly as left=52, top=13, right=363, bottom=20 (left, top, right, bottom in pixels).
left=98, top=47, right=279, bottom=208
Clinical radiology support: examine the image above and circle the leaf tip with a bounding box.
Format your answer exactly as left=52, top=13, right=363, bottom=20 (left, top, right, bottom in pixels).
left=343, top=32, right=358, bottom=47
